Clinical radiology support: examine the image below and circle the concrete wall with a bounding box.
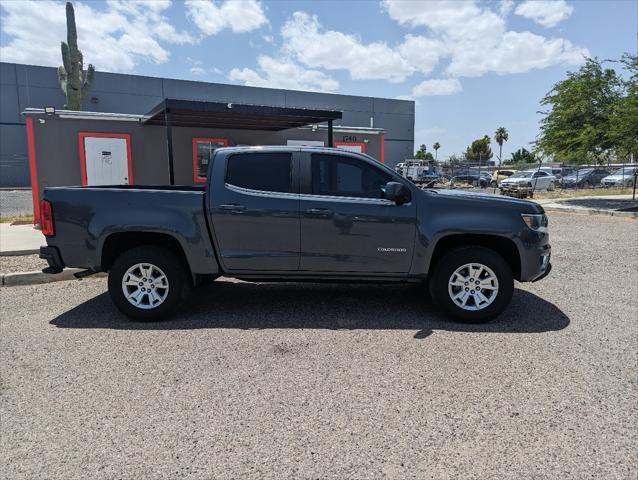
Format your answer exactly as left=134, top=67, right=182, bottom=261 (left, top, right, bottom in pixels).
left=1, top=62, right=415, bottom=187
left=27, top=114, right=385, bottom=193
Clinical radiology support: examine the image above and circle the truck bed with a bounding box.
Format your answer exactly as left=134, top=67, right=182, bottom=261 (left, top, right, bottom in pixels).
left=42, top=185, right=217, bottom=275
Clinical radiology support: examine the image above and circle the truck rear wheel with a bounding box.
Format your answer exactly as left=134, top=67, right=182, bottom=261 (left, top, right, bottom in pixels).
left=428, top=246, right=514, bottom=323
left=108, top=246, right=190, bottom=321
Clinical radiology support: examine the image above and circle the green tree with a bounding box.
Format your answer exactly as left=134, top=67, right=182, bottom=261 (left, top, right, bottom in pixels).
left=607, top=53, right=638, bottom=160
left=506, top=148, right=536, bottom=165
left=494, top=127, right=508, bottom=169
left=464, top=135, right=493, bottom=162
left=536, top=58, right=622, bottom=164
left=414, top=144, right=433, bottom=161
left=433, top=142, right=441, bottom=160
left=57, top=2, right=95, bottom=110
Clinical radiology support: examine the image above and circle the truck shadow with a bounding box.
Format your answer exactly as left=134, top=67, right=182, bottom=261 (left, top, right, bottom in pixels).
left=49, top=281, right=570, bottom=338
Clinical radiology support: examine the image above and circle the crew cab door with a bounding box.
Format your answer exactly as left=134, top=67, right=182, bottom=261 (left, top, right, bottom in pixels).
left=299, top=151, right=416, bottom=273
left=208, top=151, right=300, bottom=271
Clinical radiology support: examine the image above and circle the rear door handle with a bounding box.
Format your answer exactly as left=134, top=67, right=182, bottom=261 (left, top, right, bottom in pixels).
left=306, top=208, right=332, bottom=217
left=219, top=203, right=246, bottom=212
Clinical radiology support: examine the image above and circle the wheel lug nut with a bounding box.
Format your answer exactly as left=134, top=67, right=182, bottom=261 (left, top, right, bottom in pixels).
left=139, top=282, right=143, bottom=286
left=465, top=287, right=469, bottom=291
left=471, top=290, right=475, bottom=294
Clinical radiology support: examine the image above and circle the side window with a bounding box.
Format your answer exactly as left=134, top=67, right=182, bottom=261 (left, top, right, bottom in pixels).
left=193, top=138, right=228, bottom=182
left=226, top=152, right=292, bottom=193
left=311, top=154, right=391, bottom=199
left=533, top=171, right=547, bottom=178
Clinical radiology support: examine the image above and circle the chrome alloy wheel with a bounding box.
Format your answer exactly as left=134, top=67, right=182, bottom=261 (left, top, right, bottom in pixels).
left=121, top=263, right=169, bottom=310
left=448, top=263, right=499, bottom=311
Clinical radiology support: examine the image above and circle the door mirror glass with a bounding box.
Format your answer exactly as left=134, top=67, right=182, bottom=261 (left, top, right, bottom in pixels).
left=384, top=181, right=411, bottom=205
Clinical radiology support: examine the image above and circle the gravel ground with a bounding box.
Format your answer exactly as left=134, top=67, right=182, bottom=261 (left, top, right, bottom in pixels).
left=0, top=254, right=46, bottom=274
left=1, top=213, right=636, bottom=479
left=0, top=189, right=32, bottom=218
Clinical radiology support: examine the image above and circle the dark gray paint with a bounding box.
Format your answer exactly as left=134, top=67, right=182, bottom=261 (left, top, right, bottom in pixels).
left=42, top=146, right=550, bottom=285
left=1, top=62, right=415, bottom=186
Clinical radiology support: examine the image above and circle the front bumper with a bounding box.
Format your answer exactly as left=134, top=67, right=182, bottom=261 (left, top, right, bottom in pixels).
left=39, top=246, right=65, bottom=274
left=532, top=262, right=552, bottom=282
left=501, top=184, right=533, bottom=198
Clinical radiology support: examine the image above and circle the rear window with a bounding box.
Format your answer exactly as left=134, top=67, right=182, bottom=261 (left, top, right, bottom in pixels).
left=226, top=153, right=292, bottom=193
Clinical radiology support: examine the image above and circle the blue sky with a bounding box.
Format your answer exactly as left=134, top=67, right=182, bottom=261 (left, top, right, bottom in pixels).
left=1, top=0, right=636, bottom=160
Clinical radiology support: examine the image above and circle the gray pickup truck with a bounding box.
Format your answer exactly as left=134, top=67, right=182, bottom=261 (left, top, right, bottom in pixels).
left=39, top=146, right=551, bottom=323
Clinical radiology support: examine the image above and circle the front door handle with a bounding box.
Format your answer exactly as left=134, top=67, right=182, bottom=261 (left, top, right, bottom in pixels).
left=306, top=208, right=332, bottom=217
left=219, top=203, right=246, bottom=212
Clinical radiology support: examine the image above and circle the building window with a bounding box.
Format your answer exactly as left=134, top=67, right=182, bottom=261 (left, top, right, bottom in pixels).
left=192, top=138, right=228, bottom=183
left=226, top=152, right=292, bottom=193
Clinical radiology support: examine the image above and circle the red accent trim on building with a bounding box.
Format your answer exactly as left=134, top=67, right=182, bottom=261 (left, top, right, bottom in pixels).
left=26, top=117, right=41, bottom=225
left=334, top=141, right=367, bottom=154
left=78, top=132, right=133, bottom=186
left=379, top=133, right=385, bottom=164
left=192, top=137, right=229, bottom=184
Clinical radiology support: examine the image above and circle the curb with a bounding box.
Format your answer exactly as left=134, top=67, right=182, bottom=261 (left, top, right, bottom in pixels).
left=543, top=205, right=638, bottom=218
left=0, top=249, right=39, bottom=257
left=1, top=269, right=106, bottom=287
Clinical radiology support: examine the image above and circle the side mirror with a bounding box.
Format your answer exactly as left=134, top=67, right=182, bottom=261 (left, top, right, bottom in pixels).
left=384, top=181, right=412, bottom=205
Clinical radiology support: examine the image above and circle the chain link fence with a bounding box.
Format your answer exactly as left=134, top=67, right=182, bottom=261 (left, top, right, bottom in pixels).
left=395, top=159, right=638, bottom=200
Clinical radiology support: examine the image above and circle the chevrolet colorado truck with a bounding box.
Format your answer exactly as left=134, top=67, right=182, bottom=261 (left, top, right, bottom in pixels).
left=39, top=146, right=551, bottom=323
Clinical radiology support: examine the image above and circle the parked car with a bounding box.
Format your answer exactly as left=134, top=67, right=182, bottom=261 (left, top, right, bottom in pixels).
left=490, top=169, right=516, bottom=187
left=560, top=168, right=610, bottom=188
left=450, top=173, right=489, bottom=188
left=39, top=146, right=551, bottom=324
left=500, top=170, right=557, bottom=192
left=601, top=167, right=638, bottom=187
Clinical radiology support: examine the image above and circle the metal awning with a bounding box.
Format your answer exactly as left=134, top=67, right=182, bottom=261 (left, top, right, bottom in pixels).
left=144, top=98, right=342, bottom=184
left=143, top=99, right=342, bottom=131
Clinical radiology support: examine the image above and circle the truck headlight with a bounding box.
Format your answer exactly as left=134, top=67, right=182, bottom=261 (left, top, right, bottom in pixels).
left=521, top=213, right=548, bottom=231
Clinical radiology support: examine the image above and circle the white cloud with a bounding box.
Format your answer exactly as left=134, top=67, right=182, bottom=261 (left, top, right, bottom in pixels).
left=229, top=55, right=339, bottom=92
left=397, top=35, right=446, bottom=76
left=281, top=11, right=413, bottom=82
left=499, top=0, right=515, bottom=16
left=412, top=78, right=462, bottom=97
left=515, top=0, right=573, bottom=28
left=382, top=0, right=587, bottom=78
left=190, top=66, right=207, bottom=75
left=185, top=0, right=267, bottom=36
left=0, top=0, right=193, bottom=72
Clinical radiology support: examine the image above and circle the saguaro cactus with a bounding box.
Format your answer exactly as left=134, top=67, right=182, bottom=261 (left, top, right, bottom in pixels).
left=57, top=2, right=95, bottom=110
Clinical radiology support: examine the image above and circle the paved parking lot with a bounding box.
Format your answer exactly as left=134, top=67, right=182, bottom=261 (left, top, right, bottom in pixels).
left=1, top=213, right=636, bottom=479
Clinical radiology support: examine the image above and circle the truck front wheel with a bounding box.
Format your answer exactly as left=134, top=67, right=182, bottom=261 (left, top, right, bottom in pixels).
left=429, top=246, right=514, bottom=323
left=108, top=246, right=190, bottom=321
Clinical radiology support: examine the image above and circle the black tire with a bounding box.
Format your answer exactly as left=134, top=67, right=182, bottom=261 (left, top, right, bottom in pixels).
left=108, top=246, right=191, bottom=321
left=428, top=246, right=514, bottom=323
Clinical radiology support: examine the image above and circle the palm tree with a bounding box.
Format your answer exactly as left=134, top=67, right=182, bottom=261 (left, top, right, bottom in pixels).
left=433, top=142, right=440, bottom=160
left=494, top=127, right=509, bottom=170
